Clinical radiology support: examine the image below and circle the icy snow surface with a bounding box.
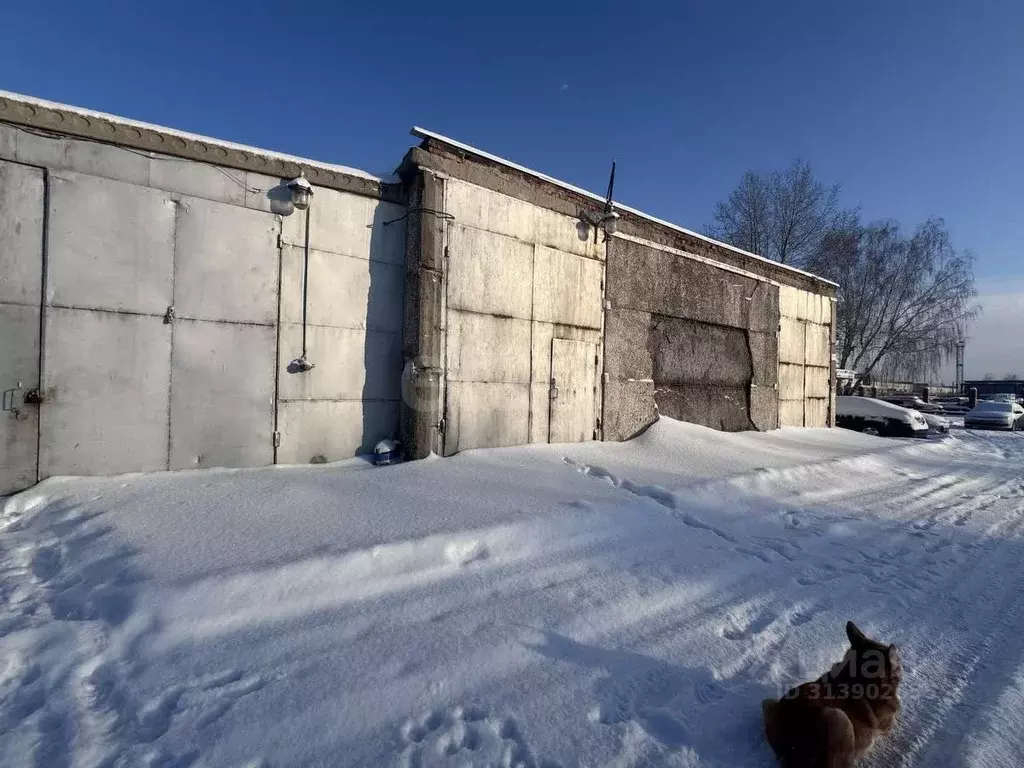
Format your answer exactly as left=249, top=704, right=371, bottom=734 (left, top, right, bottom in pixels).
left=2, top=419, right=1024, bottom=766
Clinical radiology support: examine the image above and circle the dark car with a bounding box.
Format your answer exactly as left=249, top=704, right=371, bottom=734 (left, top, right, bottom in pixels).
left=836, top=396, right=930, bottom=437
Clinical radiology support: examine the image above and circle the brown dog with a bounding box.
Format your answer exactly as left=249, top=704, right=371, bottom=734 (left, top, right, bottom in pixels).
left=761, top=621, right=902, bottom=767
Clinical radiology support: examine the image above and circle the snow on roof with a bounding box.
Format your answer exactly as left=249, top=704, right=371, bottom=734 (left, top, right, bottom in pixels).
left=0, top=90, right=387, bottom=183
left=411, top=126, right=839, bottom=289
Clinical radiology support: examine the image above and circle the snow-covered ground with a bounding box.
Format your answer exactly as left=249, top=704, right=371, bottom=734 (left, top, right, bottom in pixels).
left=2, top=420, right=1024, bottom=767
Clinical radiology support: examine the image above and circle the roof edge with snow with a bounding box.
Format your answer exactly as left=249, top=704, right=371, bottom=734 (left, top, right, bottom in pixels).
left=0, top=91, right=401, bottom=202
left=410, top=126, right=838, bottom=291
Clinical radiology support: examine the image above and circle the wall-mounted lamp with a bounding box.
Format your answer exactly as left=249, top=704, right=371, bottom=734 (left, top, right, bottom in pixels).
left=577, top=161, right=620, bottom=242
left=287, top=171, right=314, bottom=211
left=578, top=204, right=620, bottom=241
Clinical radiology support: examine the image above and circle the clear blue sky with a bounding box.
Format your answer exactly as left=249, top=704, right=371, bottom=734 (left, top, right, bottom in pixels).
left=3, top=1, right=1021, bottom=285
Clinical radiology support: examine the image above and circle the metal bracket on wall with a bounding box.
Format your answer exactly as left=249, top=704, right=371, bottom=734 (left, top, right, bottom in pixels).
left=272, top=431, right=281, bottom=448
left=2, top=383, right=24, bottom=417
left=163, top=305, right=176, bottom=324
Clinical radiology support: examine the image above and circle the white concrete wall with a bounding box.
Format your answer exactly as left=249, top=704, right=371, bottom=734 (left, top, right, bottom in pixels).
left=275, top=187, right=407, bottom=464
left=442, top=178, right=604, bottom=453
left=0, top=121, right=405, bottom=492
left=778, top=284, right=833, bottom=427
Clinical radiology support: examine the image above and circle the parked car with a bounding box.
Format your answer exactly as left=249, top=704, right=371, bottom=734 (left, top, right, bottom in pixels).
left=836, top=396, right=930, bottom=437
left=880, top=395, right=947, bottom=415
left=964, top=401, right=1024, bottom=431
left=921, top=412, right=951, bottom=434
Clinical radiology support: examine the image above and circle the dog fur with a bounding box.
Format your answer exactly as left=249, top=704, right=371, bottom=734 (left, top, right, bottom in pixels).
left=761, top=621, right=902, bottom=767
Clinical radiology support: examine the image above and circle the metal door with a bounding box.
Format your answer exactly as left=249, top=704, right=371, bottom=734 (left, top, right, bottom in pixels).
left=549, top=338, right=598, bottom=443
left=0, top=161, right=45, bottom=494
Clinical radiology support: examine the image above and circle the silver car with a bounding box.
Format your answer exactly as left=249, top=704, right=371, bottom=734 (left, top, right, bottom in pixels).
left=964, top=401, right=1024, bottom=431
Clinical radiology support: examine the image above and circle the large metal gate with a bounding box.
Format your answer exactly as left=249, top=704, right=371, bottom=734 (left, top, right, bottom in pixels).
left=0, top=159, right=281, bottom=495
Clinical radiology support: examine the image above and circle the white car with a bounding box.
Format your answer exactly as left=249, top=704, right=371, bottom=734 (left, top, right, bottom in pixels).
left=964, top=401, right=1024, bottom=431
left=921, top=412, right=951, bottom=434
left=836, top=396, right=930, bottom=438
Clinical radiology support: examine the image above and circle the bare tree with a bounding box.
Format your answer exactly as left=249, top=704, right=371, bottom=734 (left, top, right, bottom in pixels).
left=983, top=373, right=995, bottom=381
left=1005, top=373, right=1019, bottom=381
left=708, top=171, right=771, bottom=257
left=806, top=217, right=978, bottom=388
left=709, top=159, right=843, bottom=266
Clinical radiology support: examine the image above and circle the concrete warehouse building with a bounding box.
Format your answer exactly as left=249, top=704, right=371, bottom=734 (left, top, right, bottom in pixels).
left=0, top=92, right=837, bottom=494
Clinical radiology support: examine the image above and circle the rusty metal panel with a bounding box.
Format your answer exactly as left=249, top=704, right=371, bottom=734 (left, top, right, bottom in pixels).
left=0, top=304, right=40, bottom=493
left=40, top=307, right=171, bottom=477
left=549, top=338, right=598, bottom=443
left=47, top=171, right=175, bottom=315
left=169, top=320, right=275, bottom=470
left=0, top=160, right=44, bottom=306
left=533, top=246, right=603, bottom=329
left=446, top=311, right=531, bottom=384
left=446, top=225, right=534, bottom=318
left=173, top=197, right=280, bottom=324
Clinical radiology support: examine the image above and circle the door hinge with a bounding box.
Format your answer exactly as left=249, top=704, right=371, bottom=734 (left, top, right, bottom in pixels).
left=163, top=305, right=176, bottom=324
left=277, top=232, right=285, bottom=249
left=272, top=431, right=281, bottom=448
left=437, top=418, right=446, bottom=434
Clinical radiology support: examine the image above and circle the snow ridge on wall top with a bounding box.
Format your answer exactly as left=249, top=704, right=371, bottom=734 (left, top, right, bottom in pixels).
left=411, top=126, right=838, bottom=289
left=0, top=90, right=387, bottom=184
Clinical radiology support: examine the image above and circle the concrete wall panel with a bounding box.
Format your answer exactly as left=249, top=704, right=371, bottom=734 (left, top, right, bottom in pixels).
left=0, top=304, right=41, bottom=493
left=174, top=197, right=280, bottom=324
left=650, top=316, right=752, bottom=387
left=280, top=246, right=404, bottom=332
left=533, top=246, right=603, bottom=329
left=277, top=324, right=402, bottom=402
left=447, top=225, right=534, bottom=318
left=0, top=123, right=16, bottom=161
left=281, top=189, right=406, bottom=264
left=277, top=400, right=399, bottom=463
left=446, top=311, right=531, bottom=384
left=40, top=307, right=171, bottom=477
left=445, top=381, right=530, bottom=453
left=169, top=320, right=275, bottom=470
left=607, top=237, right=777, bottom=333
left=602, top=379, right=657, bottom=442
left=445, top=178, right=602, bottom=260
left=48, top=172, right=175, bottom=314
left=149, top=155, right=247, bottom=206
left=14, top=130, right=150, bottom=187
left=529, top=383, right=550, bottom=443
left=0, top=160, right=45, bottom=305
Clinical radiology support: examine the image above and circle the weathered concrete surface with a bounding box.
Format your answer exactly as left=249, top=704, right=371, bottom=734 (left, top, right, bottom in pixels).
left=0, top=160, right=44, bottom=306
left=277, top=400, right=400, bottom=464
left=437, top=177, right=605, bottom=454
left=40, top=307, right=171, bottom=478
left=173, top=197, right=280, bottom=325
left=0, top=304, right=40, bottom=492
left=603, top=236, right=779, bottom=438
left=169, top=320, right=276, bottom=470
left=47, top=172, right=176, bottom=315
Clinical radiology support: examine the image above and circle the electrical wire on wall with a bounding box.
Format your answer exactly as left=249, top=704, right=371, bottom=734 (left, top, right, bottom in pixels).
left=286, top=172, right=315, bottom=373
